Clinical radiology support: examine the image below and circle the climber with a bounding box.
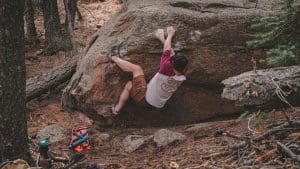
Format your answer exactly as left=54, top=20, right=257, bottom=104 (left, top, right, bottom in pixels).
left=110, top=26, right=188, bottom=115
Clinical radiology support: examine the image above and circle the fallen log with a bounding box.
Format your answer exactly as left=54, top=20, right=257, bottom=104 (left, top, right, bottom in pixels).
left=222, top=65, right=300, bottom=108
left=26, top=55, right=78, bottom=101
left=230, top=121, right=300, bottom=150
left=25, top=33, right=99, bottom=101
left=277, top=141, right=300, bottom=163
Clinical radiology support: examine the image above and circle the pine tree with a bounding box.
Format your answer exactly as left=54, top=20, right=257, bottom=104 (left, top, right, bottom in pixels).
left=247, top=0, right=300, bottom=67
left=0, top=0, right=32, bottom=162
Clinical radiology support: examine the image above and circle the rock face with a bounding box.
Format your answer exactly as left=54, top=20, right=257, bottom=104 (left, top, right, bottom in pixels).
left=153, top=129, right=186, bottom=147
left=62, top=0, right=283, bottom=125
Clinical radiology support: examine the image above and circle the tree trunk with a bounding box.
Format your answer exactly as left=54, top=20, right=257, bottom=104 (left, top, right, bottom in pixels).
left=221, top=65, right=300, bottom=108
left=64, top=0, right=78, bottom=28
left=26, top=31, right=99, bottom=101
left=41, top=0, right=72, bottom=55
left=64, top=0, right=77, bottom=54
left=0, top=0, right=32, bottom=162
left=25, top=0, right=39, bottom=45
left=26, top=55, right=78, bottom=101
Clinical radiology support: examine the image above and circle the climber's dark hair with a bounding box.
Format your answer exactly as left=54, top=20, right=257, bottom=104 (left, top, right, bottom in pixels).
left=171, top=53, right=188, bottom=73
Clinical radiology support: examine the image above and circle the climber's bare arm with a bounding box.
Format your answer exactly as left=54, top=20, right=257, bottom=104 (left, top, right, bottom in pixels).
left=155, top=28, right=175, bottom=56
left=163, top=26, right=176, bottom=52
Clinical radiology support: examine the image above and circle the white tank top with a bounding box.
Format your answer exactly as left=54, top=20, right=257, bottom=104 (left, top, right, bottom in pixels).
left=145, top=73, right=186, bottom=108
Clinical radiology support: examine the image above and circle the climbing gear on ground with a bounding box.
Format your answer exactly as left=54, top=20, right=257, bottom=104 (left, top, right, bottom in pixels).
left=69, top=126, right=90, bottom=153
left=38, top=139, right=52, bottom=168
left=38, top=139, right=49, bottom=157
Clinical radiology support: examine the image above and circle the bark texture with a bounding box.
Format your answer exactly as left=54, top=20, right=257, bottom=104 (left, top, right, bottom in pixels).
left=62, top=0, right=284, bottom=126
left=25, top=0, right=39, bottom=45
left=64, top=0, right=78, bottom=28
left=26, top=55, right=78, bottom=101
left=64, top=0, right=77, bottom=54
left=222, top=65, right=300, bottom=108
left=0, top=0, right=31, bottom=161
left=41, top=0, right=72, bottom=55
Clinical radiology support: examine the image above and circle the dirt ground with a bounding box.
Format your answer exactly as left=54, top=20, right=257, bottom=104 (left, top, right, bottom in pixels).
left=27, top=87, right=300, bottom=168
left=25, top=1, right=300, bottom=168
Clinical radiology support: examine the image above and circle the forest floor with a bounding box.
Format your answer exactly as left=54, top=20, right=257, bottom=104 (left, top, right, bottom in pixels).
left=25, top=0, right=300, bottom=168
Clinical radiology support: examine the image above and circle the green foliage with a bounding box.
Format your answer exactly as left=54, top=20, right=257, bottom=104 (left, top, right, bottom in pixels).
left=235, top=110, right=267, bottom=128
left=247, top=0, right=300, bottom=67
left=259, top=44, right=300, bottom=66
left=235, top=111, right=250, bottom=123
left=252, top=111, right=267, bottom=128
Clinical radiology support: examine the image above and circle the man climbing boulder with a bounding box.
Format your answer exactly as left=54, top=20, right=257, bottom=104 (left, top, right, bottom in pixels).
left=110, top=26, right=188, bottom=115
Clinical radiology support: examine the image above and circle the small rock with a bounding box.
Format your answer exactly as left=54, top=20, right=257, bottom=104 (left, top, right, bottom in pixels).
left=37, top=124, right=66, bottom=144
left=153, top=129, right=186, bottom=147
left=185, top=123, right=211, bottom=132
left=122, top=135, right=145, bottom=153
left=169, top=161, right=179, bottom=169
left=99, top=133, right=111, bottom=141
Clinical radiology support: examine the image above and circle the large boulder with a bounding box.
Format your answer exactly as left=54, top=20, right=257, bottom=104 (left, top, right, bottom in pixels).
left=62, top=0, right=283, bottom=126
